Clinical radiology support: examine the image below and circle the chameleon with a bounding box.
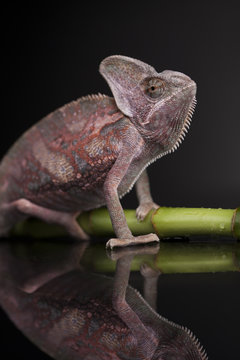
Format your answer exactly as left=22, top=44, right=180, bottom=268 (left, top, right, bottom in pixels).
left=0, top=55, right=197, bottom=248
left=0, top=241, right=208, bottom=359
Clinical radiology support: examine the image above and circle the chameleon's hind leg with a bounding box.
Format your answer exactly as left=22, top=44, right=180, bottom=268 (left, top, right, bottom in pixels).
left=140, top=263, right=161, bottom=311
left=7, top=198, right=89, bottom=240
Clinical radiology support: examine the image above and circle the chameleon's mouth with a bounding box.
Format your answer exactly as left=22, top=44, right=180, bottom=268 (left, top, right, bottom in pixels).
left=169, top=96, right=197, bottom=153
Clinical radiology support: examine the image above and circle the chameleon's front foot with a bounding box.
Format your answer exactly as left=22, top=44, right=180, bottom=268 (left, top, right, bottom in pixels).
left=136, top=202, right=159, bottom=221
left=106, top=233, right=159, bottom=249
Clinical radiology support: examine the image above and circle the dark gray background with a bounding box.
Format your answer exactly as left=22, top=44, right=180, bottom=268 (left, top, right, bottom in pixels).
left=2, top=2, right=239, bottom=209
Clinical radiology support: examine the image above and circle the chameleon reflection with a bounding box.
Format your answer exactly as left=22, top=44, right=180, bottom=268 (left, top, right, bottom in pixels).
left=0, top=242, right=207, bottom=359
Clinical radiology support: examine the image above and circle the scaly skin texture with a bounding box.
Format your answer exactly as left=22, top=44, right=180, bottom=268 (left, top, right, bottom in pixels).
left=0, top=56, right=197, bottom=247
left=0, top=242, right=207, bottom=360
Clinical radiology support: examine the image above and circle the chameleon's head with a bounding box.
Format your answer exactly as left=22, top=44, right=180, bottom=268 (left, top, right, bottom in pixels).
left=100, top=55, right=196, bottom=152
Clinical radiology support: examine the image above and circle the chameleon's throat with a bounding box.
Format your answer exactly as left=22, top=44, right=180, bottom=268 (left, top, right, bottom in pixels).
left=169, top=96, right=197, bottom=153
left=119, top=96, right=197, bottom=200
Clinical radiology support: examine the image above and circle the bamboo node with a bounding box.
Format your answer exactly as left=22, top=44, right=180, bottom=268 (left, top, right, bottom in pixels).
left=231, top=207, right=240, bottom=239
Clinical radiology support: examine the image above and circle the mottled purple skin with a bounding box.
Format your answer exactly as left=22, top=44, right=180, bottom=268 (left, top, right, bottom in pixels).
left=0, top=55, right=197, bottom=247
left=0, top=96, right=125, bottom=211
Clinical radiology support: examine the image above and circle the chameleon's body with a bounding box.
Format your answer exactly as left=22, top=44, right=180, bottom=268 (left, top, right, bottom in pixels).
left=0, top=243, right=207, bottom=360
left=0, top=96, right=130, bottom=212
left=0, top=56, right=196, bottom=247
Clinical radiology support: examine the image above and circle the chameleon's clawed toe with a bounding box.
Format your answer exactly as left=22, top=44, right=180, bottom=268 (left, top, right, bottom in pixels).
left=106, top=233, right=159, bottom=249
left=136, top=202, right=159, bottom=221
left=107, top=243, right=160, bottom=261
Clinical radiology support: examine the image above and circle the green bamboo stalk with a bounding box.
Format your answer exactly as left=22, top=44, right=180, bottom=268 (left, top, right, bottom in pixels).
left=151, top=207, right=237, bottom=238
left=11, top=206, right=240, bottom=239
left=78, top=207, right=240, bottom=239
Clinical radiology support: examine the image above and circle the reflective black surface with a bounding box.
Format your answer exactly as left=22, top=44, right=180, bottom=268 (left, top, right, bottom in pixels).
left=0, top=238, right=239, bottom=359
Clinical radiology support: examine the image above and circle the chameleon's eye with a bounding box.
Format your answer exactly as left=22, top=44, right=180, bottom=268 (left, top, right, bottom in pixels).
left=144, top=78, right=165, bottom=99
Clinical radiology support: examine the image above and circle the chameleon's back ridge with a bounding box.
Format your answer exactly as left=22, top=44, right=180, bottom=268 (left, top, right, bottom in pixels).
left=0, top=55, right=197, bottom=247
